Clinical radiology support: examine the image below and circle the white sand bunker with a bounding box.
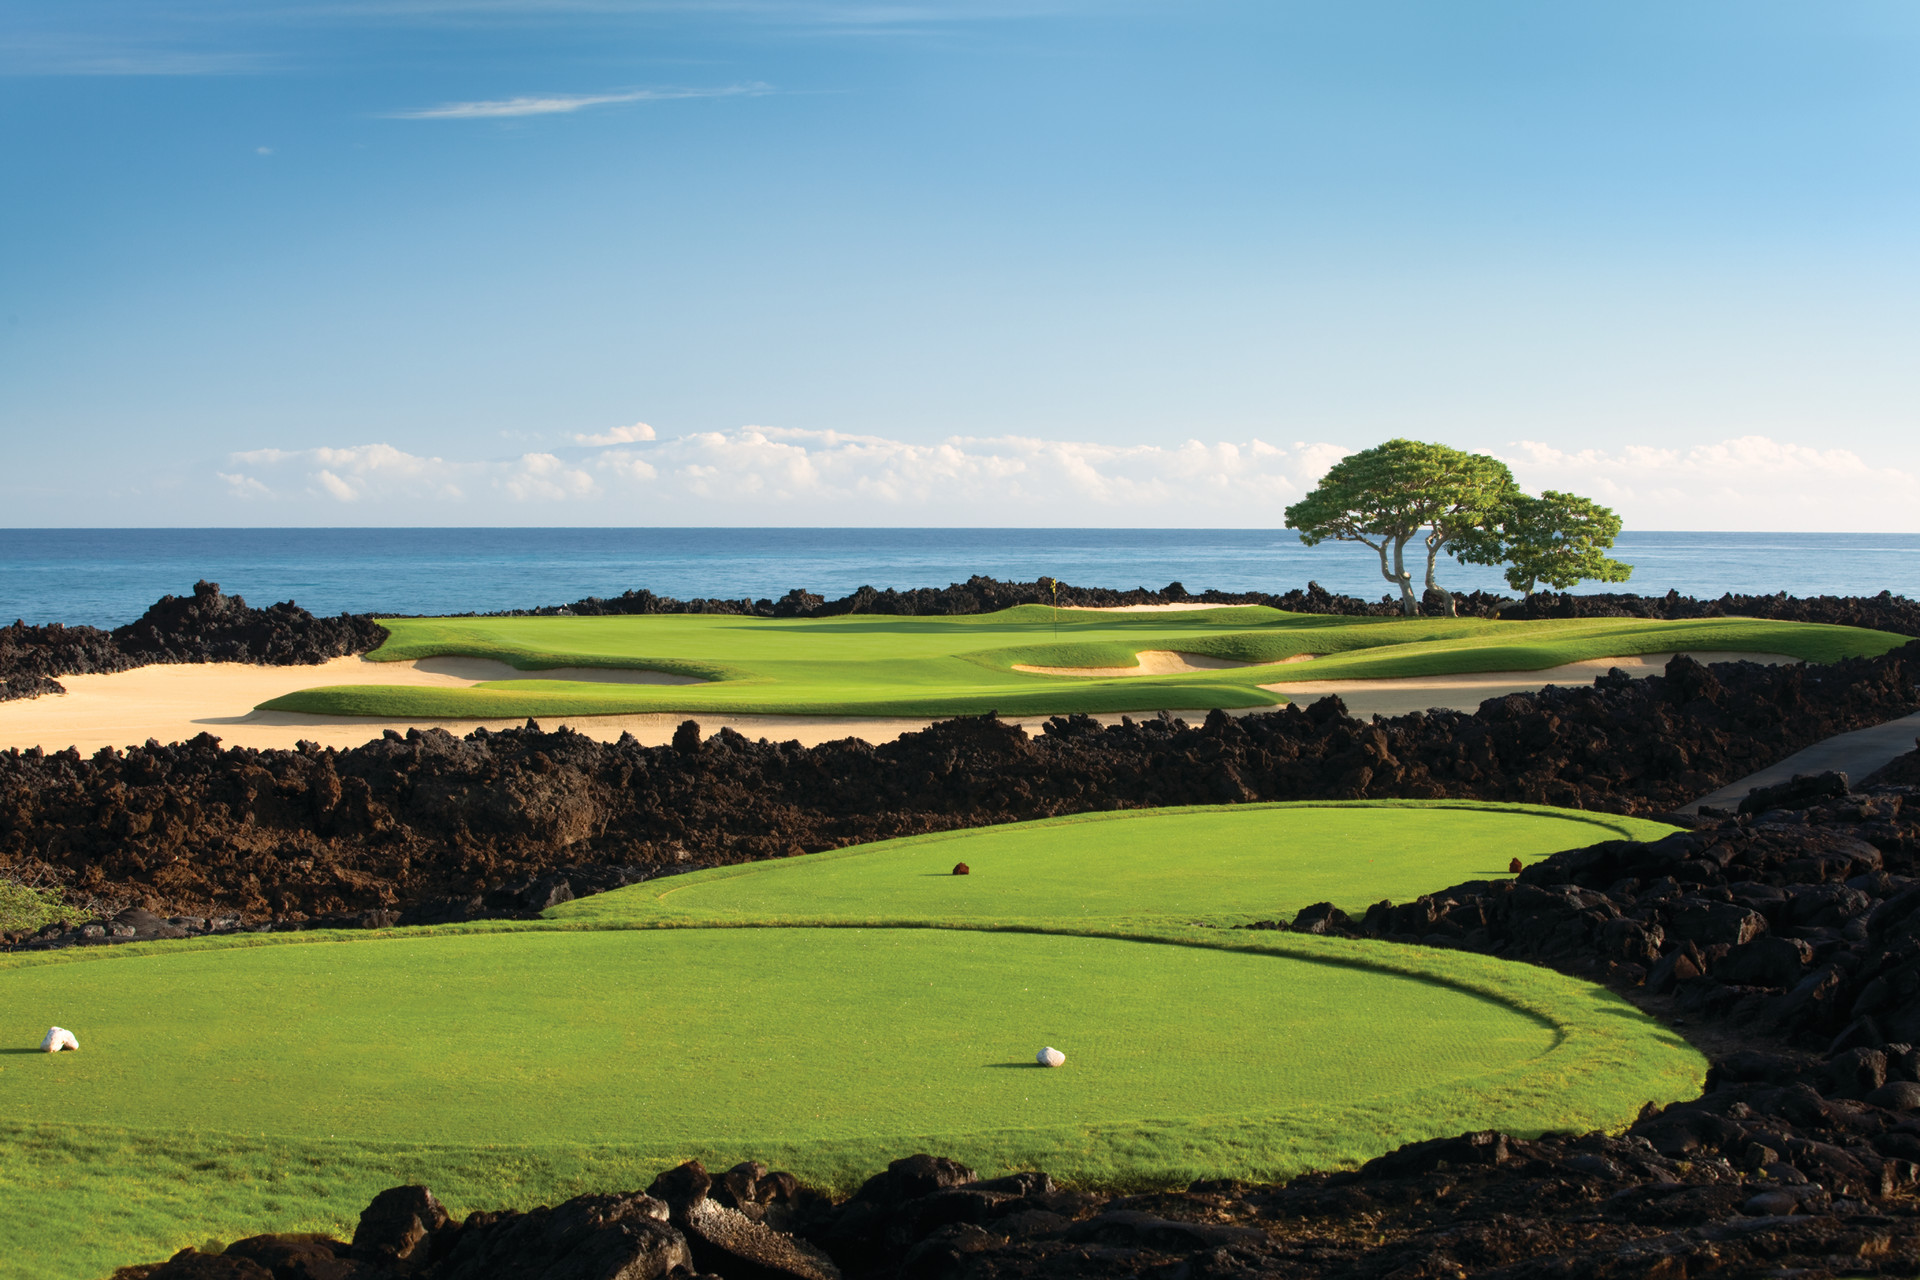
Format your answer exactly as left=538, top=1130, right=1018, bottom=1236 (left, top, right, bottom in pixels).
left=1071, top=603, right=1243, bottom=613
left=1015, top=651, right=1316, bottom=678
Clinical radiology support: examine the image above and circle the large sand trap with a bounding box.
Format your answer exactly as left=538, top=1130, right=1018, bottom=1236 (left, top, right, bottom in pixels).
left=0, top=654, right=1198, bottom=753
left=0, top=655, right=702, bottom=756
left=0, top=649, right=1805, bottom=756
left=1071, top=602, right=1249, bottom=613
left=1013, top=650, right=1297, bottom=677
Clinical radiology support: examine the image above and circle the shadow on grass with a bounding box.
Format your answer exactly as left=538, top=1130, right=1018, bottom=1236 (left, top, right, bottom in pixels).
left=0, top=1047, right=54, bottom=1055
left=983, top=1062, right=1047, bottom=1069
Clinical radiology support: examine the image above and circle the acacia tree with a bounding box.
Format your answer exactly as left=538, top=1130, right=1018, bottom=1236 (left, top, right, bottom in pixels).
left=1283, top=439, right=1518, bottom=616
left=1452, top=489, right=1632, bottom=594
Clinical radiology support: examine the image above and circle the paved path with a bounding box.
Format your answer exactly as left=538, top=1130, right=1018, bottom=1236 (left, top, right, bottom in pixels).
left=1681, top=709, right=1920, bottom=813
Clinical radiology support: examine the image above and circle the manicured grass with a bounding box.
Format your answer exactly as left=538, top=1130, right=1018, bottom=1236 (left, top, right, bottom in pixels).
left=0, top=802, right=1706, bottom=1279
left=556, top=801, right=1681, bottom=931
left=1, top=926, right=1701, bottom=1279
left=260, top=605, right=1904, bottom=719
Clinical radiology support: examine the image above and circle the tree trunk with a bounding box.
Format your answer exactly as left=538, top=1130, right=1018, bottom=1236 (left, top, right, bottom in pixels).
left=1424, top=536, right=1456, bottom=617
left=1391, top=535, right=1417, bottom=615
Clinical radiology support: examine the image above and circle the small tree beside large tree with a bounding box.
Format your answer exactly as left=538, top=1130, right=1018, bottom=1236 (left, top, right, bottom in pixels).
left=1284, top=439, right=1631, bottom=613
left=1451, top=489, right=1633, bottom=595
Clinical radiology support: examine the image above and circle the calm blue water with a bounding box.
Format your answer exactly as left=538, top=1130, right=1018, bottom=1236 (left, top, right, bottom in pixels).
left=1, top=529, right=1914, bottom=628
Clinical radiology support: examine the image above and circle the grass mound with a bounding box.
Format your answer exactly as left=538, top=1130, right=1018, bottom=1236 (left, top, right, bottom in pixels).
left=557, top=801, right=1681, bottom=931
left=258, top=605, right=1905, bottom=719
left=0, top=801, right=1705, bottom=1280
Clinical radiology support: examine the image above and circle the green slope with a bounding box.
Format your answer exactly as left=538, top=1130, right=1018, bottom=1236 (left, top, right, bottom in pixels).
left=0, top=801, right=1704, bottom=1279
left=259, top=605, right=1904, bottom=719
left=556, top=800, right=1681, bottom=931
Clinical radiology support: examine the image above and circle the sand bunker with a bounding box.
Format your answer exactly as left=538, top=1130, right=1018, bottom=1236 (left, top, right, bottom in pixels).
left=1071, top=602, right=1248, bottom=613
left=0, top=655, right=707, bottom=756
left=1011, top=650, right=1273, bottom=677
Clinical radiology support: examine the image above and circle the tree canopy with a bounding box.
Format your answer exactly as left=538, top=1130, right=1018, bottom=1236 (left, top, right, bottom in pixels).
left=1285, top=440, right=1631, bottom=612
left=1451, top=489, right=1633, bottom=595
left=1282, top=439, right=1518, bottom=615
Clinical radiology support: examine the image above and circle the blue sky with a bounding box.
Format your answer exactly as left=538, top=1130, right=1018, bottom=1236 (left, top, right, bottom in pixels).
left=2, top=1, right=1916, bottom=528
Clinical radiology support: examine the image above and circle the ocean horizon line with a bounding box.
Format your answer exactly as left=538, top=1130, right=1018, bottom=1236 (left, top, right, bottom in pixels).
left=5, top=525, right=1919, bottom=536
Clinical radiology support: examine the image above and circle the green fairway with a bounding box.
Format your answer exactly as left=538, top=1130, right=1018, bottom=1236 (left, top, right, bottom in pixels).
left=557, top=801, right=1680, bottom=930
left=0, top=801, right=1706, bottom=1279
left=0, top=929, right=1571, bottom=1159
left=258, top=605, right=1904, bottom=719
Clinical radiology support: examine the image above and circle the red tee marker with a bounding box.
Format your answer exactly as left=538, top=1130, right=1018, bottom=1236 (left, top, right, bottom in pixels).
left=953, top=863, right=971, bottom=876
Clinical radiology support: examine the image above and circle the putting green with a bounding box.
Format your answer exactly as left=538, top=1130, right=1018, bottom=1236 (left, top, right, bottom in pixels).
left=3, top=930, right=1565, bottom=1148
left=0, top=801, right=1707, bottom=1280
left=558, top=801, right=1681, bottom=930
left=259, top=606, right=1904, bottom=719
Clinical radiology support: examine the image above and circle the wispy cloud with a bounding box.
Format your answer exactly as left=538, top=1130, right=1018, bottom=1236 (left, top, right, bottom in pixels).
left=228, top=442, right=594, bottom=505
left=390, top=82, right=771, bottom=120
left=0, top=36, right=273, bottom=77
left=217, top=426, right=1917, bottom=531
left=1498, top=436, right=1919, bottom=532
left=573, top=422, right=657, bottom=445
left=221, top=426, right=1346, bottom=524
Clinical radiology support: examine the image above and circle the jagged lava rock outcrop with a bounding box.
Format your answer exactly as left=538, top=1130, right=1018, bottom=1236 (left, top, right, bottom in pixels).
left=4, top=647, right=1916, bottom=930
left=1, top=580, right=385, bottom=702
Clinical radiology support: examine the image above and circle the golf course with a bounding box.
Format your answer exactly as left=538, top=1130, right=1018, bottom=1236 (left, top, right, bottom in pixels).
left=2, top=801, right=1704, bottom=1280
left=257, top=605, right=1906, bottom=720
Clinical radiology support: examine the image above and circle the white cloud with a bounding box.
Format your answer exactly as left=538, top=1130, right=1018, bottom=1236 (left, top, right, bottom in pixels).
left=222, top=427, right=1913, bottom=528
left=574, top=422, right=657, bottom=446
left=216, top=471, right=270, bottom=497
left=390, top=83, right=771, bottom=120
left=223, top=427, right=1345, bottom=523
left=596, top=451, right=658, bottom=482
left=1498, top=435, right=1918, bottom=532
left=230, top=443, right=603, bottom=506
left=500, top=452, right=596, bottom=501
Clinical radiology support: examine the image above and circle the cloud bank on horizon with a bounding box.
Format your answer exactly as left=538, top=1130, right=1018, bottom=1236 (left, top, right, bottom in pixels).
left=214, top=427, right=1912, bottom=531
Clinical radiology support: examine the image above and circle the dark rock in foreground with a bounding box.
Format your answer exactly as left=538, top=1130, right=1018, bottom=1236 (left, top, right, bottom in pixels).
left=5, top=645, right=1916, bottom=929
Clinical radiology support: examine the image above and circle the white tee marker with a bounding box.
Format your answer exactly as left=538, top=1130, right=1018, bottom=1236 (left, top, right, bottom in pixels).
left=42, top=1027, right=78, bottom=1053
left=1036, top=1046, right=1065, bottom=1068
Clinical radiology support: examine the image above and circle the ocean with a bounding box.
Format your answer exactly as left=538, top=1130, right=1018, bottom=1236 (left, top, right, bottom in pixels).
left=1, top=528, right=1915, bottom=629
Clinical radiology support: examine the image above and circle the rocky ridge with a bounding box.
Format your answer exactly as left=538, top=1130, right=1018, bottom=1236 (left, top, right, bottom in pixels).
left=0, top=580, right=386, bottom=702
left=111, top=778, right=1920, bottom=1280
left=3, top=646, right=1916, bottom=933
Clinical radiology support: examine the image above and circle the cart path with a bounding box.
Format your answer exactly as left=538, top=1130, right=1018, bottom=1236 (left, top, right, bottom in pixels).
left=1682, top=709, right=1920, bottom=813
